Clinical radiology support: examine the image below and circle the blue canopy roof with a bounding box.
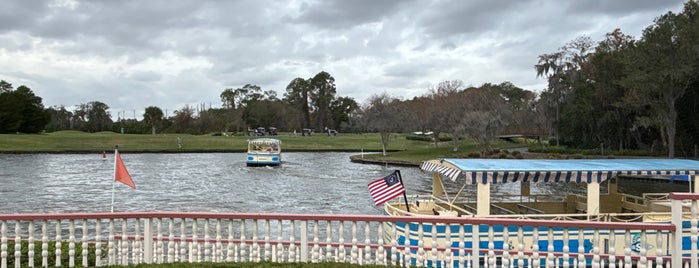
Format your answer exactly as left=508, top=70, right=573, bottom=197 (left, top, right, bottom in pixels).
left=419, top=158, right=699, bottom=184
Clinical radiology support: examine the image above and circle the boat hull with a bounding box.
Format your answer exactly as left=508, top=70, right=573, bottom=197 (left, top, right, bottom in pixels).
left=246, top=153, right=281, bottom=166
left=383, top=220, right=697, bottom=267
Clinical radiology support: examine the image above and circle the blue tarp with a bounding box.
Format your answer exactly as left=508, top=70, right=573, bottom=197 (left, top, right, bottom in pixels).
left=420, top=158, right=699, bottom=184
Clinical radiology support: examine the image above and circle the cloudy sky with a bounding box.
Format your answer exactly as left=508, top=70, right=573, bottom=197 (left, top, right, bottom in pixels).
left=0, top=0, right=686, bottom=119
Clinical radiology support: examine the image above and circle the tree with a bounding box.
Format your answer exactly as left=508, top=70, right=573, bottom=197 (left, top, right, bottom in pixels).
left=243, top=99, right=287, bottom=129
left=497, top=81, right=535, bottom=127
left=422, top=80, right=464, bottom=150
left=361, top=93, right=409, bottom=156
left=570, top=29, right=639, bottom=150
left=309, top=71, right=337, bottom=130
left=284, top=78, right=313, bottom=129
left=220, top=88, right=237, bottom=109
left=172, top=105, right=196, bottom=134
left=0, top=81, right=22, bottom=132
left=76, top=101, right=112, bottom=132
left=0, top=84, right=50, bottom=133
left=220, top=84, right=268, bottom=112
left=400, top=96, right=432, bottom=136
left=329, top=96, right=358, bottom=131
left=535, top=37, right=594, bottom=146
left=622, top=1, right=699, bottom=158
left=45, top=105, right=73, bottom=132
left=143, top=106, right=164, bottom=135
left=439, top=81, right=468, bottom=151
left=228, top=85, right=280, bottom=130
left=219, top=88, right=246, bottom=133
left=457, top=86, right=510, bottom=151
left=112, top=118, right=148, bottom=134
left=0, top=80, right=12, bottom=93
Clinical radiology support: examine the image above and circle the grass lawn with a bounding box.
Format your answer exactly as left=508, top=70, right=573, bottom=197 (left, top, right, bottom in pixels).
left=0, top=131, right=531, bottom=164
left=0, top=131, right=419, bottom=152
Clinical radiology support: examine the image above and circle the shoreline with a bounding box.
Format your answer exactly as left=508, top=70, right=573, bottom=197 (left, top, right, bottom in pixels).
left=0, top=149, right=389, bottom=154
left=348, top=155, right=420, bottom=167
left=0, top=149, right=420, bottom=167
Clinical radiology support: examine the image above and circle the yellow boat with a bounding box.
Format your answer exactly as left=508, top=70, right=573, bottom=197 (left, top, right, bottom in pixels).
left=383, top=158, right=699, bottom=265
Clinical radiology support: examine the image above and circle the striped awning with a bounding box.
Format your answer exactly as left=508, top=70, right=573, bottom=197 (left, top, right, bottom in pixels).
left=420, top=161, right=462, bottom=181
left=419, top=158, right=699, bottom=184
left=248, top=138, right=281, bottom=145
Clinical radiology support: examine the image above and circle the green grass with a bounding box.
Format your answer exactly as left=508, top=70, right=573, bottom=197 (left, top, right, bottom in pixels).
left=0, top=131, right=528, bottom=164
left=357, top=139, right=529, bottom=165
left=4, top=131, right=653, bottom=164
left=0, top=131, right=408, bottom=152
left=0, top=131, right=461, bottom=153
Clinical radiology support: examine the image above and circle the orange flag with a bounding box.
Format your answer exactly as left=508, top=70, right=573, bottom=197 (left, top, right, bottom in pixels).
left=115, top=152, right=136, bottom=189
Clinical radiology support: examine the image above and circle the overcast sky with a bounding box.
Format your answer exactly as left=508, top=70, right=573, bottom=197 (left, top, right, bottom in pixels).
left=0, top=0, right=686, bottom=119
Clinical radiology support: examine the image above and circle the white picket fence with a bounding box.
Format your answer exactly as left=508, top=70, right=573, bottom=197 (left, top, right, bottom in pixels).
left=1, top=192, right=698, bottom=268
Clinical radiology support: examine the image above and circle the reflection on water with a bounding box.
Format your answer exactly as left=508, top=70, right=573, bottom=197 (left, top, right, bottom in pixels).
left=0, top=153, right=581, bottom=214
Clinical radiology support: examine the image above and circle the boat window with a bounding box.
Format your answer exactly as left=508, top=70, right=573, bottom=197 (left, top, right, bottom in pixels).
left=616, top=176, right=690, bottom=197
left=600, top=180, right=609, bottom=194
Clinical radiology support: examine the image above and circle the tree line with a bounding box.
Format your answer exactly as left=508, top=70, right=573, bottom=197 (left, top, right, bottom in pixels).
left=2, top=1, right=699, bottom=158
left=533, top=1, right=699, bottom=158
left=343, top=1, right=699, bottom=158
left=0, top=71, right=361, bottom=136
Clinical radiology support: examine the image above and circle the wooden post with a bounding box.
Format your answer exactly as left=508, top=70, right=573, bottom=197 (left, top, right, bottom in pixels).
left=477, top=182, right=490, bottom=216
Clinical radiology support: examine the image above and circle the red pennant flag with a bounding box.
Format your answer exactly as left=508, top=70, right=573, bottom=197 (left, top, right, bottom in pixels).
left=115, top=152, right=136, bottom=189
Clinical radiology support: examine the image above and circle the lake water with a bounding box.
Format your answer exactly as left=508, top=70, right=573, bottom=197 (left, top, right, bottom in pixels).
left=0, top=152, right=437, bottom=214
left=0, top=152, right=580, bottom=215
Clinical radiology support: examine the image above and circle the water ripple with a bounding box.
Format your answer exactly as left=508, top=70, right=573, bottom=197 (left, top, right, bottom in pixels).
left=0, top=152, right=582, bottom=214
left=0, top=152, right=429, bottom=214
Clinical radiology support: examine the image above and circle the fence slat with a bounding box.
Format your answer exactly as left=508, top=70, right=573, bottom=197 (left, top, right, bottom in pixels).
left=0, top=202, right=698, bottom=268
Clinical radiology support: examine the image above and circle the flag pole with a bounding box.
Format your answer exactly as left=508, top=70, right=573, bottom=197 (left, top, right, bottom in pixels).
left=110, top=145, right=118, bottom=213
left=396, top=170, right=410, bottom=212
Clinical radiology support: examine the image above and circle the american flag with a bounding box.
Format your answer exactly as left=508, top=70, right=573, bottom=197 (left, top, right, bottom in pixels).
left=367, top=171, right=405, bottom=206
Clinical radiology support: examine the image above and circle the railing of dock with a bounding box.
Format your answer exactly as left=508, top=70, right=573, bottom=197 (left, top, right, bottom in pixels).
left=1, top=193, right=698, bottom=268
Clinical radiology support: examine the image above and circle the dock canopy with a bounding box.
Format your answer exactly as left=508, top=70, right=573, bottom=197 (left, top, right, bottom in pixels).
left=420, top=158, right=699, bottom=184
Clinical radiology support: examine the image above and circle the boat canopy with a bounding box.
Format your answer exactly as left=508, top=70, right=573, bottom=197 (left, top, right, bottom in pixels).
left=248, top=138, right=281, bottom=145
left=420, top=158, right=699, bottom=184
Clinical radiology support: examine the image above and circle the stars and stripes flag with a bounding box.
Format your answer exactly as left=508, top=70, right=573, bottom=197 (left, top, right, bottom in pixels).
left=368, top=170, right=405, bottom=206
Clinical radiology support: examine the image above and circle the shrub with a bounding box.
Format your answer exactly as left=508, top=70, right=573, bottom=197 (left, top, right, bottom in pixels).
left=405, top=135, right=452, bottom=142
left=6, top=240, right=107, bottom=267
left=405, top=135, right=431, bottom=141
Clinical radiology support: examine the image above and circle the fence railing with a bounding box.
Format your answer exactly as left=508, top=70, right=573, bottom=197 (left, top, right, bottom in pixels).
left=1, top=193, right=698, bottom=268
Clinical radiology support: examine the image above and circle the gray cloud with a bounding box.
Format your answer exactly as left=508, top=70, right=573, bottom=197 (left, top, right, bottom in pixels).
left=0, top=0, right=687, bottom=119
left=291, top=0, right=413, bottom=29
left=567, top=0, right=682, bottom=15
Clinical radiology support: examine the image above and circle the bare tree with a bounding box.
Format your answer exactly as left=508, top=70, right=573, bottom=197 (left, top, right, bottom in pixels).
left=423, top=80, right=465, bottom=149
left=173, top=105, right=196, bottom=134
left=457, top=87, right=510, bottom=151
left=361, top=93, right=408, bottom=156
